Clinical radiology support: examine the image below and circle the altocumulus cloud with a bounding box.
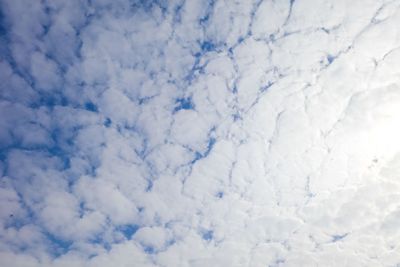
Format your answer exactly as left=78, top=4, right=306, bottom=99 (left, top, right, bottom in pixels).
left=2, top=0, right=400, bottom=266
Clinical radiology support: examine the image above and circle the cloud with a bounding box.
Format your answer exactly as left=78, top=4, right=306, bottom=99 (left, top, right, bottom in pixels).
left=2, top=0, right=400, bottom=266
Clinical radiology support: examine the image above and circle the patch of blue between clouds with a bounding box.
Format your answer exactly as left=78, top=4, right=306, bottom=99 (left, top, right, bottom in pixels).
left=216, top=191, right=224, bottom=198
left=0, top=8, right=8, bottom=39
left=131, top=0, right=169, bottom=15
left=195, top=137, right=216, bottom=161
left=202, top=230, right=213, bottom=241
left=30, top=94, right=68, bottom=109
left=232, top=113, right=242, bottom=121
left=88, top=233, right=111, bottom=251
left=172, top=3, right=183, bottom=24
left=104, top=117, right=112, bottom=127
left=198, top=0, right=215, bottom=26
left=5, top=212, right=29, bottom=231
left=331, top=233, right=349, bottom=242
left=199, top=12, right=210, bottom=25
left=138, top=96, right=154, bottom=105
left=188, top=40, right=219, bottom=83
left=174, top=97, right=194, bottom=112
left=145, top=179, right=153, bottom=192
left=200, top=40, right=216, bottom=52
left=260, top=81, right=274, bottom=93
left=0, top=11, right=10, bottom=62
left=118, top=224, right=140, bottom=240
left=327, top=54, right=336, bottom=64
left=142, top=239, right=175, bottom=255
left=44, top=232, right=73, bottom=257
left=144, top=245, right=156, bottom=254
left=49, top=130, right=71, bottom=170
left=84, top=102, right=98, bottom=112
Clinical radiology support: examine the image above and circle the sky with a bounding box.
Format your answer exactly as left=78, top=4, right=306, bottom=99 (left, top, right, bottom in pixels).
left=1, top=0, right=400, bottom=266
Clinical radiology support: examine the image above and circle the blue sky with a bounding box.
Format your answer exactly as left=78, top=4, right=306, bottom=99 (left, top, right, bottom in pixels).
left=1, top=0, right=400, bottom=266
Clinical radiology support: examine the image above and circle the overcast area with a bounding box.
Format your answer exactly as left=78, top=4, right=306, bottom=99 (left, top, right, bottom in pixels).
left=1, top=0, right=400, bottom=266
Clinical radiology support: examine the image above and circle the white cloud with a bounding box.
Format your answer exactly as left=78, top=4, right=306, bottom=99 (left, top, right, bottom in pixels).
left=2, top=0, right=400, bottom=266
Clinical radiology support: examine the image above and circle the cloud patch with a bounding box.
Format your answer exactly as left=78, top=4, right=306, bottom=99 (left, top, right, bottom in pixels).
left=2, top=0, right=400, bottom=266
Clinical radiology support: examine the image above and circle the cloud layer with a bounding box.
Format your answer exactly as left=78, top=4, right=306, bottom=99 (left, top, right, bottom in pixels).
left=2, top=0, right=400, bottom=266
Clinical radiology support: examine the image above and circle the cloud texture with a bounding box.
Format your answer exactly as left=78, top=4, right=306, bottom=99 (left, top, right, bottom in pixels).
left=2, top=0, right=400, bottom=266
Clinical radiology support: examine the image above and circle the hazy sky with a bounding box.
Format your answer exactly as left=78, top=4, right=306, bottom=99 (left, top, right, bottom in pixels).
left=1, top=0, right=400, bottom=266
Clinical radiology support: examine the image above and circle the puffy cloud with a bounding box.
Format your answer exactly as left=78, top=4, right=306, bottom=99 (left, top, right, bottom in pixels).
left=2, top=0, right=400, bottom=266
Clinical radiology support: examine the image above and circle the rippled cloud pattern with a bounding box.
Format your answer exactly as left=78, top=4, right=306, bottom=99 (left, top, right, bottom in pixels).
left=2, top=0, right=400, bottom=266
